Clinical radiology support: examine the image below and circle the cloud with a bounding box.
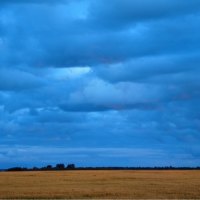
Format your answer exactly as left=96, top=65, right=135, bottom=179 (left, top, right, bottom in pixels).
left=1, top=2, right=200, bottom=69
left=0, top=0, right=200, bottom=167
left=88, top=0, right=200, bottom=29
left=0, top=68, right=45, bottom=91
left=1, top=145, right=200, bottom=168
left=95, top=53, right=200, bottom=83
left=59, top=78, right=164, bottom=112
left=0, top=0, right=74, bottom=5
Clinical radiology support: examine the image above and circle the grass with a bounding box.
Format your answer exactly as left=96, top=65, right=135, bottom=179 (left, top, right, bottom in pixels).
left=0, top=170, right=200, bottom=199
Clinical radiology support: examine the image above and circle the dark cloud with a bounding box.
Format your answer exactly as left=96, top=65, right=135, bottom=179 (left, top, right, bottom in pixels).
left=0, top=0, right=200, bottom=167
left=1, top=2, right=199, bottom=69
left=0, top=68, right=45, bottom=91
left=88, top=0, right=200, bottom=29
left=0, top=0, right=73, bottom=5
left=95, top=53, right=200, bottom=83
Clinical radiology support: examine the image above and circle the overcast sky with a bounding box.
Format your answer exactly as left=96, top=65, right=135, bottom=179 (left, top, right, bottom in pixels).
left=0, top=0, right=200, bottom=168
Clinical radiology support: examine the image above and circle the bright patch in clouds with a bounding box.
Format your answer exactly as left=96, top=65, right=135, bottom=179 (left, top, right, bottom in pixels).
left=49, top=67, right=91, bottom=80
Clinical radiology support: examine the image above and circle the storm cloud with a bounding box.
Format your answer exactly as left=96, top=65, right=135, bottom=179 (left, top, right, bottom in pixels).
left=0, top=0, right=200, bottom=168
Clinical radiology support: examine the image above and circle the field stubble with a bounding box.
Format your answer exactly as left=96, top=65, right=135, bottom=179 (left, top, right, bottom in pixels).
left=0, top=170, right=200, bottom=199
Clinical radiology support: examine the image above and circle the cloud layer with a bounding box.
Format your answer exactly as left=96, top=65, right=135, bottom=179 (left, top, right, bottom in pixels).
left=0, top=0, right=200, bottom=167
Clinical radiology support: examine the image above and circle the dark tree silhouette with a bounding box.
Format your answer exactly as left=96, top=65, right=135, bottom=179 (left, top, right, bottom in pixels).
left=7, top=167, right=28, bottom=171
left=46, top=165, right=53, bottom=170
left=67, top=164, right=75, bottom=169
left=56, top=164, right=65, bottom=170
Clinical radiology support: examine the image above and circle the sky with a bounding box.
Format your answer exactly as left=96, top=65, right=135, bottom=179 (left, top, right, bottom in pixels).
left=0, top=0, right=200, bottom=168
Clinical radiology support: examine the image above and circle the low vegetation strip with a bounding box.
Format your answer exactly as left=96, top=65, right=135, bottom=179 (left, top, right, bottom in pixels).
left=0, top=170, right=200, bottom=199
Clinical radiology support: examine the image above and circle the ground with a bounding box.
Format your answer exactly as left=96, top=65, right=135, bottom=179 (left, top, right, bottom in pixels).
left=0, top=170, right=200, bottom=199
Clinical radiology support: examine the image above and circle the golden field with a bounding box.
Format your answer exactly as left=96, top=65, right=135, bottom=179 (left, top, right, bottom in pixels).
left=0, top=170, right=200, bottom=199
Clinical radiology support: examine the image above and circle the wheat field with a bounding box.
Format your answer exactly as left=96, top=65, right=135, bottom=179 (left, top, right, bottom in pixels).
left=0, top=170, right=200, bottom=199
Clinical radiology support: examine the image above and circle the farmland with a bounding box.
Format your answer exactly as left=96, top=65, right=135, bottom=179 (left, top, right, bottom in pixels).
left=0, top=170, right=200, bottom=199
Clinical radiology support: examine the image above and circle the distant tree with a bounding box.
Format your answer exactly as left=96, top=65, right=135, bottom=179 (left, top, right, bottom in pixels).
left=66, top=164, right=75, bottom=169
left=46, top=165, right=53, bottom=170
left=32, top=167, right=39, bottom=171
left=56, top=164, right=65, bottom=170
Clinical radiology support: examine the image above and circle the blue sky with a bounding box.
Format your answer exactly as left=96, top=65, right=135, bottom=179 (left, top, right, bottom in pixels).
left=0, top=0, right=200, bottom=168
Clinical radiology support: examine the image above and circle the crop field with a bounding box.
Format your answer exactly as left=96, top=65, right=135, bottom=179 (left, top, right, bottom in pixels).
left=0, top=170, right=200, bottom=199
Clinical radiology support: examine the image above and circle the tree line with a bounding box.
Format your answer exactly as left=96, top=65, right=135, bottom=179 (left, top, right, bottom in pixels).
left=6, top=163, right=75, bottom=171
left=4, top=164, right=200, bottom=172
